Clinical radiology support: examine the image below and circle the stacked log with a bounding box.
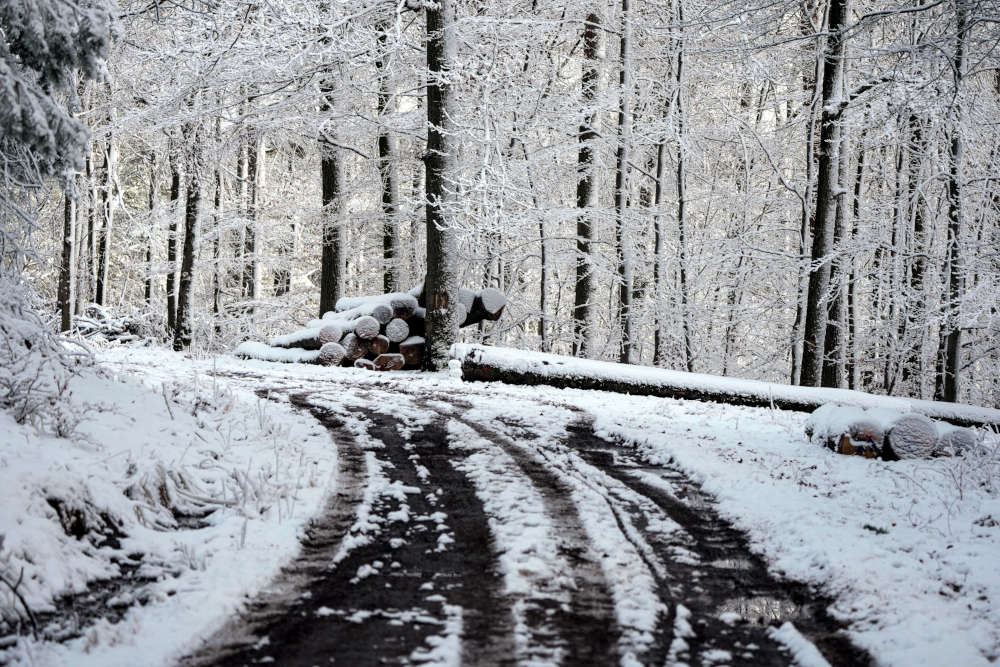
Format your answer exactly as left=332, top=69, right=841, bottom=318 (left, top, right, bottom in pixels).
left=235, top=284, right=506, bottom=371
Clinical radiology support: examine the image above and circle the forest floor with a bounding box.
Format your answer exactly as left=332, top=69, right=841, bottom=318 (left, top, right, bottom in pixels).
left=2, top=346, right=999, bottom=666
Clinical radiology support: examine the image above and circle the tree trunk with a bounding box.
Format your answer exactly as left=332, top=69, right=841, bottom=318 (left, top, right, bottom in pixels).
left=652, top=140, right=667, bottom=366
left=822, top=129, right=850, bottom=388
left=319, top=91, right=346, bottom=318
left=173, top=127, right=201, bottom=351
left=675, top=0, right=693, bottom=373
left=212, top=155, right=223, bottom=338
left=935, top=1, right=968, bottom=402
left=790, top=0, right=824, bottom=385
left=94, top=138, right=115, bottom=306
left=572, top=13, right=602, bottom=358
left=166, top=149, right=181, bottom=331
left=242, top=128, right=260, bottom=307
left=376, top=25, right=401, bottom=293
left=58, top=187, right=76, bottom=332
left=145, top=153, right=156, bottom=306
left=423, top=0, right=460, bottom=371
left=614, top=0, right=635, bottom=364
left=846, top=137, right=866, bottom=390
left=801, top=0, right=849, bottom=387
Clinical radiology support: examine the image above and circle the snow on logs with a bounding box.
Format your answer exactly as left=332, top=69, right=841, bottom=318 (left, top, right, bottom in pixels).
left=804, top=404, right=979, bottom=460
left=237, top=286, right=505, bottom=371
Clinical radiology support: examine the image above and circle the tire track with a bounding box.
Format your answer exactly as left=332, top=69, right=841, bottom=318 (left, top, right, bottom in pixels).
left=181, top=392, right=369, bottom=666
left=438, top=404, right=621, bottom=666
left=562, top=419, right=873, bottom=667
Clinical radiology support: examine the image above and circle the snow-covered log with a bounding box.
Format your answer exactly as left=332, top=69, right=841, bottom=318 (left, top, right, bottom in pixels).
left=235, top=341, right=321, bottom=364
left=317, top=342, right=346, bottom=367
left=400, top=336, right=424, bottom=368
left=373, top=353, right=405, bottom=371
left=385, top=318, right=409, bottom=343
left=352, top=315, right=381, bottom=340
left=369, top=335, right=390, bottom=357
left=354, top=358, right=375, bottom=370
left=270, top=326, right=323, bottom=350
left=453, top=344, right=1000, bottom=429
left=342, top=333, right=367, bottom=361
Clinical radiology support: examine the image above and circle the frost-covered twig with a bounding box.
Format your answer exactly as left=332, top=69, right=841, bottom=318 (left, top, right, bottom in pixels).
left=0, top=568, right=38, bottom=638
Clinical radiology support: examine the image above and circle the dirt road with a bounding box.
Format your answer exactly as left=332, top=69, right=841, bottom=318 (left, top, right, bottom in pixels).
left=184, top=373, right=869, bottom=666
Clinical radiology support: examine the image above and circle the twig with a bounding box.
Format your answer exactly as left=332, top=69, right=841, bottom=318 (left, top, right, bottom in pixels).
left=0, top=568, right=38, bottom=639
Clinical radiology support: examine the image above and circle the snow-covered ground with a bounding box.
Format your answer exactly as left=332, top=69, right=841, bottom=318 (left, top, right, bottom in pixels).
left=0, top=348, right=335, bottom=666
left=2, top=345, right=999, bottom=666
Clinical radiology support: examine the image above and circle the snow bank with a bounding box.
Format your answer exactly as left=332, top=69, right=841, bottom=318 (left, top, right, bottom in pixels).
left=1, top=347, right=336, bottom=666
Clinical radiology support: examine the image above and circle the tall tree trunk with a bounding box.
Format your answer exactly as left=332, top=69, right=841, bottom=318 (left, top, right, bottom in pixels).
left=166, top=149, right=181, bottom=331
left=376, top=25, right=401, bottom=293
left=212, top=126, right=223, bottom=338
left=822, top=129, right=851, bottom=388
left=423, top=0, right=459, bottom=371
left=319, top=83, right=345, bottom=317
left=675, top=0, right=693, bottom=372
left=145, top=153, right=156, bottom=306
left=58, top=187, right=76, bottom=331
left=174, top=127, right=201, bottom=351
left=614, top=0, right=635, bottom=364
left=94, top=138, right=115, bottom=306
left=801, top=0, right=849, bottom=387
left=790, top=0, right=824, bottom=385
left=936, top=1, right=969, bottom=402
left=846, top=136, right=865, bottom=390
left=900, top=114, right=928, bottom=392
left=573, top=13, right=602, bottom=358
left=652, top=139, right=667, bottom=367
left=242, top=128, right=260, bottom=307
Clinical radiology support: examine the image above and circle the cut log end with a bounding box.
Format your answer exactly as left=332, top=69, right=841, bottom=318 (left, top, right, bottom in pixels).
left=373, top=353, right=405, bottom=371
left=318, top=342, right=346, bottom=366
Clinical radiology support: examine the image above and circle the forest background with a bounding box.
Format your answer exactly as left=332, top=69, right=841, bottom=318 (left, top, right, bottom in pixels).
left=9, top=0, right=1000, bottom=406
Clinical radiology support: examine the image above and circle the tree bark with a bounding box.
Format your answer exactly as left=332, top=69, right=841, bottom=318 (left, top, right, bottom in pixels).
left=675, top=0, right=693, bottom=372
left=145, top=153, right=156, bottom=306
left=801, top=0, right=849, bottom=387
left=423, top=0, right=460, bottom=371
left=319, top=117, right=345, bottom=316
left=242, top=128, right=260, bottom=307
left=94, top=138, right=115, bottom=306
left=935, top=1, right=969, bottom=402
left=174, top=125, right=200, bottom=351
left=376, top=24, right=401, bottom=293
left=572, top=13, right=602, bottom=358
left=614, top=0, right=635, bottom=364
left=166, top=148, right=181, bottom=331
left=58, top=187, right=76, bottom=332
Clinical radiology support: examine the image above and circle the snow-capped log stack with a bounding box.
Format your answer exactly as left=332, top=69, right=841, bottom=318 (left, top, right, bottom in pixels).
left=234, top=285, right=505, bottom=371
left=804, top=404, right=980, bottom=460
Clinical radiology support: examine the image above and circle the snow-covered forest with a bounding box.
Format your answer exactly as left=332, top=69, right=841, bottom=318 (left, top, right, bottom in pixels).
left=6, top=0, right=1000, bottom=402
left=4, top=0, right=1000, bottom=665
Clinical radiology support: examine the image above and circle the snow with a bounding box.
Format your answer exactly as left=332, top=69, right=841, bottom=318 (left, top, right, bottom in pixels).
left=768, top=622, right=831, bottom=667
left=4, top=344, right=1000, bottom=665
left=1, top=347, right=336, bottom=666
left=234, top=340, right=320, bottom=364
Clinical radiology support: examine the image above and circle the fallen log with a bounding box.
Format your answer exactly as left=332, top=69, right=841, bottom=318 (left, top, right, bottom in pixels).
left=368, top=334, right=390, bottom=357
left=453, top=344, right=1000, bottom=429
left=352, top=315, right=381, bottom=340
left=384, top=318, right=409, bottom=343
left=354, top=358, right=375, bottom=370
left=373, top=353, right=405, bottom=371
left=342, top=333, right=367, bottom=361
left=400, top=336, right=424, bottom=369
left=235, top=341, right=321, bottom=364
left=317, top=342, right=346, bottom=367
left=270, top=327, right=324, bottom=350
left=468, top=287, right=505, bottom=323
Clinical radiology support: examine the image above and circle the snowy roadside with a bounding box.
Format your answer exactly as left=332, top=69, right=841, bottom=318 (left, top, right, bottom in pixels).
left=1, top=347, right=336, bottom=667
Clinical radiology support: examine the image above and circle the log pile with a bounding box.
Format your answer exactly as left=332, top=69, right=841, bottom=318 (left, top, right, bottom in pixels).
left=804, top=404, right=979, bottom=460
left=235, top=284, right=505, bottom=371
